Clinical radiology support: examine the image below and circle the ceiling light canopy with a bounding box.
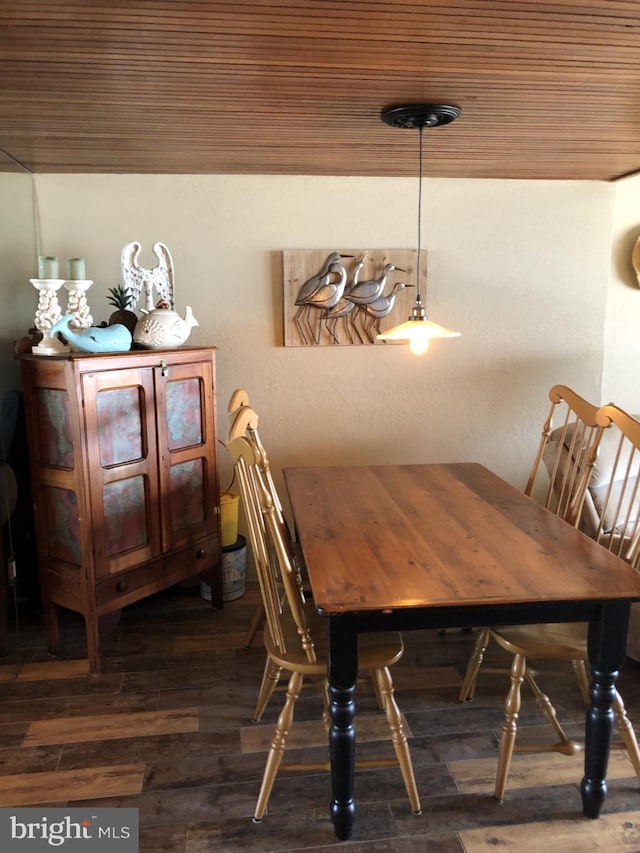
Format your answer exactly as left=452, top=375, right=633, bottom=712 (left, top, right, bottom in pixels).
left=377, top=103, right=461, bottom=355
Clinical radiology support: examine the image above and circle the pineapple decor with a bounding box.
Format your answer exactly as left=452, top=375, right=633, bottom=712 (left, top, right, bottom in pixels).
left=106, top=285, right=137, bottom=335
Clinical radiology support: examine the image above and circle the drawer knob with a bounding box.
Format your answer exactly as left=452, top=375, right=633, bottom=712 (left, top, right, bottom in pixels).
left=196, top=548, right=206, bottom=559
left=116, top=580, right=129, bottom=593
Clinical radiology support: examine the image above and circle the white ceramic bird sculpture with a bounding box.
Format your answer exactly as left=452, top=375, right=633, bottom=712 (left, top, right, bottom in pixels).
left=121, top=241, right=175, bottom=311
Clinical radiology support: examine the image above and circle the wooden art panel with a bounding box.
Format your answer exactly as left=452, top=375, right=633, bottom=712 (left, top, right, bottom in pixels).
left=103, top=475, right=148, bottom=555
left=36, top=388, right=74, bottom=469
left=283, top=249, right=418, bottom=347
left=169, top=458, right=206, bottom=531
left=44, top=486, right=81, bottom=565
left=96, top=386, right=143, bottom=467
left=166, top=377, right=203, bottom=450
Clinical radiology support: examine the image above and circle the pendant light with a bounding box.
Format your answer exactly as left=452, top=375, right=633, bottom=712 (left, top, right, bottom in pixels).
left=377, top=104, right=461, bottom=355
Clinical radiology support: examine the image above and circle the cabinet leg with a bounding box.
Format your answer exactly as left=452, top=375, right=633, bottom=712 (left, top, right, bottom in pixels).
left=85, top=613, right=102, bottom=676
left=203, top=558, right=224, bottom=609
left=43, top=601, right=59, bottom=657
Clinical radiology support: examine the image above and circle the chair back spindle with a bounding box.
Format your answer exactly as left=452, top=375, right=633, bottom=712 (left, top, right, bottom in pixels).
left=525, top=384, right=606, bottom=526
left=256, top=462, right=317, bottom=663
left=228, top=436, right=286, bottom=654
left=593, top=405, right=640, bottom=568
left=227, top=434, right=310, bottom=660
left=227, top=391, right=287, bottom=525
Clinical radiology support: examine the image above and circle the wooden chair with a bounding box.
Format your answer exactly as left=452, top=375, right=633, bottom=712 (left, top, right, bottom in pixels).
left=443, top=383, right=601, bottom=641
left=577, top=403, right=640, bottom=564
left=227, top=390, right=264, bottom=648
left=459, top=394, right=640, bottom=801
left=523, top=384, right=604, bottom=522
left=227, top=433, right=421, bottom=822
left=227, top=389, right=295, bottom=649
left=227, top=389, right=288, bottom=528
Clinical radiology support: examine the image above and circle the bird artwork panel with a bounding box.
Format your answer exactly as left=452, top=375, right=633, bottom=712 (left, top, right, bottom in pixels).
left=283, top=249, right=418, bottom=346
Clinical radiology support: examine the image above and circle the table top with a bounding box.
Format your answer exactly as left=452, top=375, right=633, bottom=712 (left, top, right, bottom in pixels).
left=284, top=462, right=640, bottom=615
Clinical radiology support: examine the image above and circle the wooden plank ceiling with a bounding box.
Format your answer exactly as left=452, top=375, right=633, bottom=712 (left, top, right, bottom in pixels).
left=2, top=1, right=640, bottom=180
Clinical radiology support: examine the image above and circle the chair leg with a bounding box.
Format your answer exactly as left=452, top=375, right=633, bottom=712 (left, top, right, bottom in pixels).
left=524, top=668, right=579, bottom=755
left=572, top=659, right=591, bottom=705
left=612, top=690, right=640, bottom=778
left=373, top=666, right=422, bottom=815
left=252, top=658, right=282, bottom=723
left=244, top=602, right=265, bottom=649
left=495, top=652, right=526, bottom=802
left=320, top=678, right=331, bottom=732
left=459, top=628, right=491, bottom=702
left=370, top=669, right=386, bottom=710
left=253, top=670, right=303, bottom=822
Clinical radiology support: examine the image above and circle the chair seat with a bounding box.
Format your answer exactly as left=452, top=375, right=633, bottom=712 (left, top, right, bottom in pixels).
left=264, top=598, right=404, bottom=673
left=492, top=622, right=588, bottom=659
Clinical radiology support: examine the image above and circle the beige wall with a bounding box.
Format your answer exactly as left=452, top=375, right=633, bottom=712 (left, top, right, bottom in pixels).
left=3, top=173, right=615, bottom=497
left=604, top=174, right=640, bottom=412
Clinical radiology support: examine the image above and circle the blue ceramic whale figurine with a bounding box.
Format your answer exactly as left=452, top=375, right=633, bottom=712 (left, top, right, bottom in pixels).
left=50, top=314, right=132, bottom=353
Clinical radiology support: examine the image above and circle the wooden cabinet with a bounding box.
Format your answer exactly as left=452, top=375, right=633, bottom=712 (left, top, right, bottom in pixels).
left=19, top=347, right=222, bottom=674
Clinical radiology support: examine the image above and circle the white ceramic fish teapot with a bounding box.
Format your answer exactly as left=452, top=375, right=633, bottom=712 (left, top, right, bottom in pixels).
left=133, top=299, right=199, bottom=349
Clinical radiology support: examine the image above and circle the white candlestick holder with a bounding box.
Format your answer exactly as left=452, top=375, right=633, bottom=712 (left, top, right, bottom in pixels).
left=64, top=279, right=94, bottom=329
left=30, top=278, right=69, bottom=355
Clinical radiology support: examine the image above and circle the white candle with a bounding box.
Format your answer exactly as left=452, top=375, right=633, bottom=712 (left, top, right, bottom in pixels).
left=38, top=255, right=59, bottom=279
left=67, top=257, right=86, bottom=281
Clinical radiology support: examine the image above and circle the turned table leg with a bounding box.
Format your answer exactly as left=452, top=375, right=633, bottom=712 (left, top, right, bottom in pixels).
left=581, top=601, right=630, bottom=818
left=328, top=614, right=358, bottom=841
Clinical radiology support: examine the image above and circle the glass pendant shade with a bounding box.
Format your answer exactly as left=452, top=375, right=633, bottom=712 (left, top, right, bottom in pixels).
left=377, top=316, right=461, bottom=354
left=377, top=104, right=461, bottom=354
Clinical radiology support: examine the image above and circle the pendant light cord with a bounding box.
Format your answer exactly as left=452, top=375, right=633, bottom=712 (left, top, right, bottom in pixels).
left=416, top=125, right=424, bottom=305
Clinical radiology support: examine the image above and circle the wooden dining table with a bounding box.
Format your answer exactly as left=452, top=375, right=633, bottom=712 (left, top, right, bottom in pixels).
left=284, top=462, right=640, bottom=841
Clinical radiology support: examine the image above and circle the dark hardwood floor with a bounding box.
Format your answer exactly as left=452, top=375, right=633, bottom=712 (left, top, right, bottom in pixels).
left=2, top=581, right=640, bottom=852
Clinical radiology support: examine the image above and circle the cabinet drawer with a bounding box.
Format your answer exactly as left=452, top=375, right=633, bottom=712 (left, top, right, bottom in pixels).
left=95, top=536, right=219, bottom=609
